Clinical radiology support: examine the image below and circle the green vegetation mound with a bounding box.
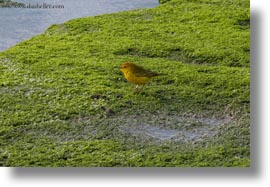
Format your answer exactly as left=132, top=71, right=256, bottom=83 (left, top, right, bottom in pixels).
left=0, top=0, right=250, bottom=166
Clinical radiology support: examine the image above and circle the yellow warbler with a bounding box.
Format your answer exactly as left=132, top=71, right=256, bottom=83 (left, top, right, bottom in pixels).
left=120, top=62, right=164, bottom=92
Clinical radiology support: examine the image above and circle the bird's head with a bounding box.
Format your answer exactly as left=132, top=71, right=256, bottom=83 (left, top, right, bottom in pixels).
left=120, top=62, right=133, bottom=72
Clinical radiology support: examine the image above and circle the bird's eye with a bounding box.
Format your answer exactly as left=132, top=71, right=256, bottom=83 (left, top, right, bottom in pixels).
left=123, top=66, right=126, bottom=68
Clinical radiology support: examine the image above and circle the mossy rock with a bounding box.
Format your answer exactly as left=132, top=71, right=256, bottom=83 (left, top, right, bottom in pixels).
left=0, top=0, right=250, bottom=167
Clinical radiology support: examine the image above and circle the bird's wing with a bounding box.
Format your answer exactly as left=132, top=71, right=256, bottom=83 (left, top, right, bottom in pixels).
left=133, top=66, right=159, bottom=77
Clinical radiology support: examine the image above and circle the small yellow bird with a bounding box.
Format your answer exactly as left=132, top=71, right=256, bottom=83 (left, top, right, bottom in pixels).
left=120, top=62, right=164, bottom=93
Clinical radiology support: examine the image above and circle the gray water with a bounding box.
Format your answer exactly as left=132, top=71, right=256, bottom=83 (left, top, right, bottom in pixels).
left=0, top=0, right=159, bottom=51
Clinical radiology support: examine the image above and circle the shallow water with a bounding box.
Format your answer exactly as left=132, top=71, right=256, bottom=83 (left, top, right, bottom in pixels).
left=127, top=126, right=178, bottom=141
left=121, top=114, right=230, bottom=142
left=0, top=0, right=159, bottom=51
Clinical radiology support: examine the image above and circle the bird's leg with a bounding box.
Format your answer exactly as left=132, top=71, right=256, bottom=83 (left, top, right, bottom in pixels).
left=133, top=85, right=139, bottom=93
left=138, top=85, right=145, bottom=92
left=134, top=85, right=145, bottom=94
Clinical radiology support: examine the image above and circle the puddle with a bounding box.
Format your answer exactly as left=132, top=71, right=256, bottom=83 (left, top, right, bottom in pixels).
left=20, top=111, right=231, bottom=143
left=119, top=113, right=230, bottom=142
left=125, top=126, right=178, bottom=141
